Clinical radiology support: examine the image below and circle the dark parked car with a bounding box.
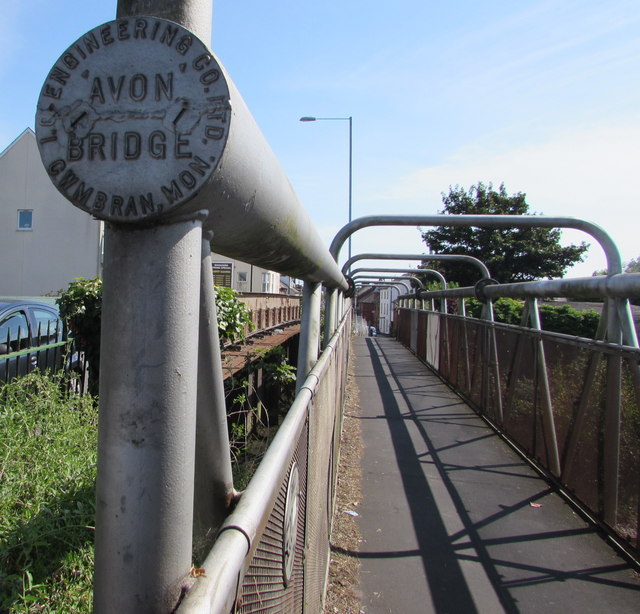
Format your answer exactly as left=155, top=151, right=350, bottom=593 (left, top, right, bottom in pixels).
left=0, top=300, right=66, bottom=382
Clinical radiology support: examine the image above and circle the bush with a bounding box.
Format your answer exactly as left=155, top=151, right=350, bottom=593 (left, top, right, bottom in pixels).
left=464, top=297, right=599, bottom=338
left=57, top=278, right=102, bottom=396
left=539, top=304, right=599, bottom=339
left=215, top=286, right=254, bottom=347
left=55, top=281, right=256, bottom=393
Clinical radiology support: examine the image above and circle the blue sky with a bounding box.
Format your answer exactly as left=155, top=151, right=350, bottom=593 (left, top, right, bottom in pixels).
left=2, top=0, right=639, bottom=277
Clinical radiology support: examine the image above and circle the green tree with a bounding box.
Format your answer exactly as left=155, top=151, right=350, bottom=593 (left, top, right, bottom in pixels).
left=592, top=256, right=640, bottom=277
left=422, top=183, right=589, bottom=287
left=625, top=257, right=640, bottom=273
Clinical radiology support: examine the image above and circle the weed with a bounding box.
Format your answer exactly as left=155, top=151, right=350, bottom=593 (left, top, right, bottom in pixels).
left=0, top=372, right=97, bottom=613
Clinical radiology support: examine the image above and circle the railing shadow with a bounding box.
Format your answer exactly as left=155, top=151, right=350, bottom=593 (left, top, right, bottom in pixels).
left=363, top=337, right=640, bottom=613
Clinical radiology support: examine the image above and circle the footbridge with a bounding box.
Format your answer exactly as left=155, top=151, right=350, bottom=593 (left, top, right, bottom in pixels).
left=33, top=1, right=640, bottom=612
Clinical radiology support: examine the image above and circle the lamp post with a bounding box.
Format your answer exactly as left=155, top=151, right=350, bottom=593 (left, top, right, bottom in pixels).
left=300, top=116, right=353, bottom=263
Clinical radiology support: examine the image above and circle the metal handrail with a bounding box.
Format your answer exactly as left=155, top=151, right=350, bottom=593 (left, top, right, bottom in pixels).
left=330, top=215, right=623, bottom=275
left=177, top=308, right=352, bottom=613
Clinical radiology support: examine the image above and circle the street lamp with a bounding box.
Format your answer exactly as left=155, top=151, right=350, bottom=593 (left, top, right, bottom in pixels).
left=299, top=116, right=353, bottom=262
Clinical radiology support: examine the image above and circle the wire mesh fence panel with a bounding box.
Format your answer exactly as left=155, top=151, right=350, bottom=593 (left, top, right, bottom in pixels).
left=230, top=315, right=349, bottom=614
left=238, top=422, right=309, bottom=613
left=396, top=309, right=640, bottom=555
left=304, top=348, right=341, bottom=612
left=618, top=356, right=640, bottom=550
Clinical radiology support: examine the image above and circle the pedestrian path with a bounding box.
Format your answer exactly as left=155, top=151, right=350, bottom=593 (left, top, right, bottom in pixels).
left=353, top=336, right=640, bottom=613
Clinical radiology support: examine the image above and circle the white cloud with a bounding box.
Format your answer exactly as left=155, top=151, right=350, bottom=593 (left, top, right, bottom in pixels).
left=376, top=117, right=640, bottom=277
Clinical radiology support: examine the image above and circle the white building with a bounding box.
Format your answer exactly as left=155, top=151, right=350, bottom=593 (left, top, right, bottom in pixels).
left=0, top=129, right=103, bottom=296
left=379, top=287, right=392, bottom=334
left=210, top=253, right=280, bottom=294
left=0, top=128, right=281, bottom=297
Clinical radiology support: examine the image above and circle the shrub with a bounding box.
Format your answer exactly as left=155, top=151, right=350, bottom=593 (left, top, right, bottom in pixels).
left=464, top=297, right=599, bottom=338
left=215, top=286, right=254, bottom=347
left=57, top=278, right=102, bottom=396
left=539, top=304, right=599, bottom=339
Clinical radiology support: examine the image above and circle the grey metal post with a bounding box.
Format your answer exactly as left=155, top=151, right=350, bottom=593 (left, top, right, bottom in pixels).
left=94, top=4, right=218, bottom=612
left=296, top=282, right=322, bottom=392
left=95, top=217, right=203, bottom=613
left=323, top=288, right=339, bottom=349
left=117, top=0, right=211, bottom=42
left=604, top=351, right=622, bottom=525
left=604, top=296, right=622, bottom=524
left=528, top=299, right=561, bottom=476
left=193, top=235, right=235, bottom=550
left=460, top=299, right=472, bottom=391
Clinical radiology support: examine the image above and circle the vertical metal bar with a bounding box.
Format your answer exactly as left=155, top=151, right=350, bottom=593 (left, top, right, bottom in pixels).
left=459, top=299, right=472, bottom=393
left=117, top=0, right=212, bottom=43
left=296, top=282, right=322, bottom=392
left=617, top=299, right=639, bottom=347
left=193, top=235, right=235, bottom=550
left=488, top=319, right=504, bottom=423
left=529, top=299, right=561, bottom=476
left=323, top=288, right=338, bottom=349
left=603, top=296, right=622, bottom=524
left=562, top=302, right=609, bottom=482
left=503, top=299, right=531, bottom=423
left=94, top=218, right=203, bottom=613
left=348, top=116, right=353, bottom=262
left=94, top=7, right=214, bottom=612
left=604, top=350, right=622, bottom=525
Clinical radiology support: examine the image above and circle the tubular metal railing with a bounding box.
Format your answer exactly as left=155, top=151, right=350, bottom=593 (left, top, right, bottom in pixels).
left=395, top=304, right=640, bottom=556
left=177, top=308, right=352, bottom=613
left=28, top=1, right=640, bottom=611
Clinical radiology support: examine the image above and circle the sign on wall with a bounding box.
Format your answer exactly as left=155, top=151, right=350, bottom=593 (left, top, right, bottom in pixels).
left=212, top=262, right=232, bottom=287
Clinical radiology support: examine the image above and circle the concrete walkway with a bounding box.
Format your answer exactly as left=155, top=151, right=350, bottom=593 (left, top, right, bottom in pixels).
left=353, top=336, right=640, bottom=614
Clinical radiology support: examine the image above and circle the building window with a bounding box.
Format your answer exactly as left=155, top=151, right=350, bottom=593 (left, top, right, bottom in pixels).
left=262, top=272, right=271, bottom=293
left=17, top=210, right=33, bottom=230
left=237, top=272, right=248, bottom=282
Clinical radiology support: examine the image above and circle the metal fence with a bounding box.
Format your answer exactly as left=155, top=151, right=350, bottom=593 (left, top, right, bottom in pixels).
left=238, top=294, right=302, bottom=340
left=1, top=318, right=67, bottom=384
left=396, top=307, right=640, bottom=554
left=177, top=307, right=351, bottom=613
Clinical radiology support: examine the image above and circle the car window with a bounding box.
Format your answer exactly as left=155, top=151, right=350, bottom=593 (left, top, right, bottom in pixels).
left=32, top=308, right=63, bottom=343
left=0, top=311, right=30, bottom=352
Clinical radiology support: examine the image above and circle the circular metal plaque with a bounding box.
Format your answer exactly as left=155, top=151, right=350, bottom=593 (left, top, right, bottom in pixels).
left=35, top=17, right=230, bottom=223
left=282, top=462, right=300, bottom=586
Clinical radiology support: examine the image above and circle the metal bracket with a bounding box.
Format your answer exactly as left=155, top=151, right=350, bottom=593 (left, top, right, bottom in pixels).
left=474, top=278, right=499, bottom=302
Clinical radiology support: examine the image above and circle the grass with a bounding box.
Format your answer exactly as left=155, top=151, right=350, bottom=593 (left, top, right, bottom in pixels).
left=0, top=372, right=97, bottom=613
left=0, top=367, right=289, bottom=611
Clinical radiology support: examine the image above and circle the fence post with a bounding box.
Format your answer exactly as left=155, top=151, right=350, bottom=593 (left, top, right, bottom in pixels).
left=528, top=299, right=561, bottom=476
left=296, top=282, right=322, bottom=391
left=324, top=288, right=339, bottom=348
left=604, top=298, right=622, bottom=524
left=95, top=219, right=203, bottom=613
left=93, top=3, right=217, bottom=612
left=193, top=235, right=236, bottom=548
